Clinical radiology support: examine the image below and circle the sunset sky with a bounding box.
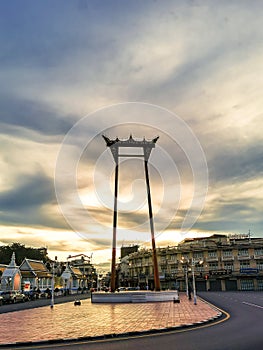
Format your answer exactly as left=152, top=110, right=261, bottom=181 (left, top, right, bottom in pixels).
left=0, top=1, right=262, bottom=270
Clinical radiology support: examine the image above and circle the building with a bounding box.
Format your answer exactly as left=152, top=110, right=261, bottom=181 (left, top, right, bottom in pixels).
left=124, top=234, right=263, bottom=291
left=61, top=264, right=85, bottom=293
left=19, top=258, right=52, bottom=291
left=0, top=253, right=22, bottom=291
left=66, top=254, right=97, bottom=290
left=120, top=245, right=139, bottom=259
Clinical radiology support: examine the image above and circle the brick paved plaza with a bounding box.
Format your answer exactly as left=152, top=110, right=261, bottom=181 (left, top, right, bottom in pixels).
left=0, top=294, right=221, bottom=345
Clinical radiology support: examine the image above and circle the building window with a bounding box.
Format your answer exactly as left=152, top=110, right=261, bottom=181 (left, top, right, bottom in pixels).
left=208, top=251, right=217, bottom=258
left=143, top=258, right=150, bottom=265
left=73, top=279, right=78, bottom=288
left=238, top=249, right=249, bottom=257
left=161, top=266, right=167, bottom=273
left=181, top=254, right=189, bottom=261
left=256, top=261, right=263, bottom=270
left=223, top=250, right=233, bottom=257
left=255, top=248, right=263, bottom=256
left=240, top=260, right=250, bottom=269
left=193, top=252, right=203, bottom=259
left=224, top=262, right=233, bottom=271
left=209, top=262, right=218, bottom=270
left=196, top=264, right=204, bottom=272
left=170, top=265, right=178, bottom=273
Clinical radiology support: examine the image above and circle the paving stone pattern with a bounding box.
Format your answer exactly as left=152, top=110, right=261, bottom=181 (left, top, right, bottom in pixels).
left=0, top=294, right=219, bottom=345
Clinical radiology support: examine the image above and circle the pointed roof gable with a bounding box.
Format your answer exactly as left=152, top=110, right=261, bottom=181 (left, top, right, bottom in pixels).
left=61, top=265, right=71, bottom=280
left=9, top=252, right=16, bottom=268
left=61, top=265, right=83, bottom=280
left=70, top=266, right=83, bottom=278
left=20, top=258, right=51, bottom=278
left=1, top=252, right=21, bottom=278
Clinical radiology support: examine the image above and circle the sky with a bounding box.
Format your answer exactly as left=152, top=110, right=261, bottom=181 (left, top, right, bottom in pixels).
left=0, top=0, right=263, bottom=270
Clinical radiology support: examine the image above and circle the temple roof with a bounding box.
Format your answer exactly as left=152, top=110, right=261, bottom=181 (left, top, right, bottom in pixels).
left=102, top=134, right=159, bottom=147
left=1, top=252, right=20, bottom=278
left=20, top=258, right=52, bottom=278
left=61, top=265, right=83, bottom=279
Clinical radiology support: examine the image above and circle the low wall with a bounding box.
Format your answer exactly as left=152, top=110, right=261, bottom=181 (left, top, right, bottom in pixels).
left=91, top=290, right=179, bottom=303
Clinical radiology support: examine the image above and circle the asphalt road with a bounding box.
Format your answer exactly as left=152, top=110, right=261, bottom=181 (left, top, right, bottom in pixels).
left=5, top=291, right=261, bottom=350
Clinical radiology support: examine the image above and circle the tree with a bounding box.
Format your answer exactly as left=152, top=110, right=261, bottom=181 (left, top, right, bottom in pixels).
left=0, top=243, right=49, bottom=265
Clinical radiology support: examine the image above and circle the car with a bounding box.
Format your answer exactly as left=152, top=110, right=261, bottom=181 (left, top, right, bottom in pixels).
left=0, top=295, right=3, bottom=306
left=23, top=290, right=40, bottom=301
left=126, top=287, right=139, bottom=291
left=0, top=291, right=26, bottom=304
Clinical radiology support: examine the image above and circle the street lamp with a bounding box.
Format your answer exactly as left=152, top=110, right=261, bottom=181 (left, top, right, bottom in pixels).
left=180, top=257, right=189, bottom=298
left=192, top=258, right=203, bottom=305
left=50, top=261, right=55, bottom=309
left=64, top=279, right=68, bottom=295
left=50, top=256, right=57, bottom=309
left=181, top=257, right=203, bottom=305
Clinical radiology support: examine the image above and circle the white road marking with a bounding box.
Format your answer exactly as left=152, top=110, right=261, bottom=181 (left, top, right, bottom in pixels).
left=242, top=301, right=263, bottom=309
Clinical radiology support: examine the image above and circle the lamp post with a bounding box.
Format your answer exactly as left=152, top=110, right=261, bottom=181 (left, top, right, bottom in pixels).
left=50, top=256, right=57, bottom=309
left=51, top=261, right=55, bottom=309
left=192, top=260, right=197, bottom=305
left=185, top=266, right=189, bottom=298
left=180, top=257, right=189, bottom=298
left=192, top=258, right=203, bottom=305
left=181, top=257, right=203, bottom=304
left=64, top=279, right=68, bottom=295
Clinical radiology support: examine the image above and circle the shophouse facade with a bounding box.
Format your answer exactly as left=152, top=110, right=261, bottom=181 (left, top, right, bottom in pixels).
left=124, top=234, right=263, bottom=292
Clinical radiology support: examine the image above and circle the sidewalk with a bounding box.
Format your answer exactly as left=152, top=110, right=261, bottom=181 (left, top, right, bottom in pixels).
left=0, top=292, right=90, bottom=314
left=0, top=293, right=222, bottom=347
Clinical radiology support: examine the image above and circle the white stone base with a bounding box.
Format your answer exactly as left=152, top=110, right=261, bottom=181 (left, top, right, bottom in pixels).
left=91, top=290, right=180, bottom=303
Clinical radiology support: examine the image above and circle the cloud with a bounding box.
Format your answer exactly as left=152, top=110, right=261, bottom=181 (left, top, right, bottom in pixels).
left=0, top=171, right=54, bottom=210
left=195, top=176, right=263, bottom=235
left=0, top=171, right=69, bottom=230
left=0, top=95, right=73, bottom=136
left=0, top=1, right=262, bottom=264
left=209, top=145, right=263, bottom=184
